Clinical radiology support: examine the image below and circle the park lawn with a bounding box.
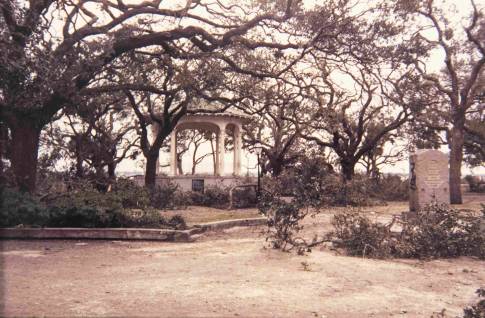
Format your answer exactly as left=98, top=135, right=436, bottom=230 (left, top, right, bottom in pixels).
left=160, top=193, right=484, bottom=227
left=161, top=206, right=262, bottom=226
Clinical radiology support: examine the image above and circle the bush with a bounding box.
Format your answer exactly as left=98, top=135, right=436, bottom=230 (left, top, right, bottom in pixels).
left=111, top=178, right=150, bottom=209
left=465, top=175, right=485, bottom=193
left=398, top=204, right=484, bottom=259
left=231, top=186, right=258, bottom=209
left=0, top=185, right=186, bottom=229
left=116, top=209, right=187, bottom=229
left=463, top=288, right=485, bottom=318
left=190, top=185, right=229, bottom=208
left=332, top=209, right=395, bottom=258
left=328, top=176, right=376, bottom=207
left=0, top=187, right=50, bottom=227
left=165, top=214, right=187, bottom=230
left=331, top=204, right=485, bottom=259
left=46, top=186, right=125, bottom=227
left=369, top=175, right=409, bottom=201
left=149, top=181, right=191, bottom=210
left=264, top=158, right=377, bottom=207
left=259, top=191, right=327, bottom=254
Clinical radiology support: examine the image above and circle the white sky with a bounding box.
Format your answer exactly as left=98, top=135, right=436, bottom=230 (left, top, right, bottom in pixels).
left=115, top=0, right=485, bottom=177
left=38, top=0, right=482, bottom=177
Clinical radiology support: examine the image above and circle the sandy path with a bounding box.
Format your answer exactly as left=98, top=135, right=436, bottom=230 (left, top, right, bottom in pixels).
left=1, top=226, right=483, bottom=318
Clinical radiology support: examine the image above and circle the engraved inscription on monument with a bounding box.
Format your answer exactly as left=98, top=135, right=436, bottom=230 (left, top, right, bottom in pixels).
left=424, top=160, right=442, bottom=189
left=409, top=150, right=450, bottom=212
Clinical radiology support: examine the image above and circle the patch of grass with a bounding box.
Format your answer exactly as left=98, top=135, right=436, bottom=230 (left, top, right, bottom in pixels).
left=161, top=207, right=261, bottom=225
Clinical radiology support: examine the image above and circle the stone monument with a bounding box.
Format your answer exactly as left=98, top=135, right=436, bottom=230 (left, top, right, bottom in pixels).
left=409, top=149, right=450, bottom=211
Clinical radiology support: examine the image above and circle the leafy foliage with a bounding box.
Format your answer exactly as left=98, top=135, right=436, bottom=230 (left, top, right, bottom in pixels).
left=190, top=185, right=230, bottom=208
left=258, top=191, right=326, bottom=254
left=231, top=186, right=258, bottom=209
left=369, top=175, right=409, bottom=202
left=111, top=178, right=150, bottom=209
left=265, top=157, right=377, bottom=207
left=463, top=288, right=485, bottom=318
left=0, top=187, right=50, bottom=227
left=0, top=183, right=185, bottom=229
left=149, top=181, right=191, bottom=210
left=332, top=204, right=485, bottom=259
left=332, top=210, right=396, bottom=258
left=465, top=175, right=485, bottom=193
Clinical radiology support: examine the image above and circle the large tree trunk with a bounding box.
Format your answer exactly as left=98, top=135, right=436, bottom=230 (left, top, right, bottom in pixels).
left=10, top=120, right=42, bottom=193
left=75, top=145, right=84, bottom=178
left=269, top=158, right=283, bottom=177
left=145, top=152, right=159, bottom=188
left=107, top=163, right=116, bottom=179
left=177, top=156, right=183, bottom=175
left=449, top=121, right=464, bottom=204
left=0, top=121, right=7, bottom=184
left=341, top=160, right=356, bottom=183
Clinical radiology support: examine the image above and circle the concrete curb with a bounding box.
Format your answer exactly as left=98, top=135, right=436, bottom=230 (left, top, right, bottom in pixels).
left=194, top=217, right=266, bottom=231
left=0, top=218, right=267, bottom=242
left=0, top=227, right=192, bottom=242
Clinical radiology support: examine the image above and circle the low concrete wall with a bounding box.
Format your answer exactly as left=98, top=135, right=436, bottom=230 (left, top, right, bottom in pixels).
left=194, top=217, right=266, bottom=231
left=0, top=228, right=192, bottom=242
left=0, top=218, right=267, bottom=242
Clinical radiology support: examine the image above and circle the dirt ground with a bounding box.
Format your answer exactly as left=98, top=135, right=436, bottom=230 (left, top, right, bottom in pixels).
left=1, top=196, right=484, bottom=317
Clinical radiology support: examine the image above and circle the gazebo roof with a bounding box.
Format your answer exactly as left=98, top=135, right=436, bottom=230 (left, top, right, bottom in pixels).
left=183, top=111, right=252, bottom=122
left=185, top=101, right=252, bottom=123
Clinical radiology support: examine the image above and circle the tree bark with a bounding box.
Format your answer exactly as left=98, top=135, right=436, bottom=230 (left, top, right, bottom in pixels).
left=341, top=160, right=355, bottom=182
left=107, top=163, right=116, bottom=179
left=145, top=152, right=159, bottom=188
left=10, top=119, right=42, bottom=193
left=75, top=143, right=84, bottom=178
left=449, top=121, right=464, bottom=204
left=269, top=158, right=283, bottom=177
left=177, top=156, right=183, bottom=175
left=0, top=121, right=7, bottom=184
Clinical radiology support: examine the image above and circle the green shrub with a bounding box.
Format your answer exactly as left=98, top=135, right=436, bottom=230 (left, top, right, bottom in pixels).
left=259, top=191, right=327, bottom=254
left=332, top=210, right=395, bottom=258
left=111, top=178, right=150, bottom=209
left=331, top=204, right=485, bottom=259
left=114, top=209, right=186, bottom=229
left=264, top=160, right=376, bottom=207
left=0, top=187, right=50, bottom=227
left=0, top=186, right=186, bottom=229
left=165, top=214, right=187, bottom=230
left=398, top=204, right=484, bottom=258
left=149, top=181, right=191, bottom=210
left=465, top=175, right=485, bottom=193
left=369, top=175, right=409, bottom=201
left=463, top=288, right=485, bottom=318
left=46, top=186, right=124, bottom=227
left=329, top=176, right=376, bottom=207
left=232, top=186, right=258, bottom=208
left=190, top=185, right=229, bottom=208
left=259, top=192, right=306, bottom=253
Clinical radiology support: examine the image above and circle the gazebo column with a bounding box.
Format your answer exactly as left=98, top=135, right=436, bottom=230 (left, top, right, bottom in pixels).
left=170, top=129, right=177, bottom=176
left=216, top=124, right=226, bottom=176
left=233, top=125, right=242, bottom=176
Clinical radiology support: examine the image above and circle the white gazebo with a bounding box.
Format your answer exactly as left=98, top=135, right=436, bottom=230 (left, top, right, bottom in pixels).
left=152, top=111, right=251, bottom=191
